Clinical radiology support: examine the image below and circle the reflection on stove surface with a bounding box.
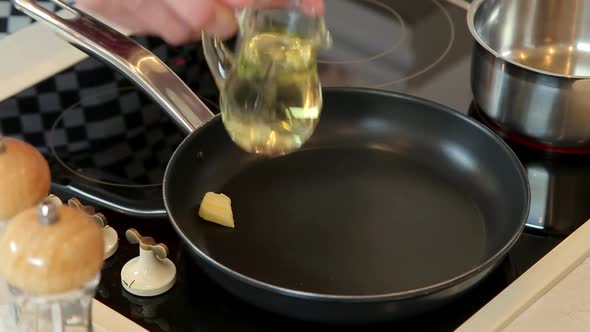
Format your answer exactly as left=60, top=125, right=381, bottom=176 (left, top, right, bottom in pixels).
left=469, top=104, right=590, bottom=236
left=121, top=288, right=172, bottom=332
left=516, top=153, right=590, bottom=236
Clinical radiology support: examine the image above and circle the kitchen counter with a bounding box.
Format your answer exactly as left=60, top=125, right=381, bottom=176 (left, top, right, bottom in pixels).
left=0, top=5, right=131, bottom=100
left=458, top=218, right=590, bottom=331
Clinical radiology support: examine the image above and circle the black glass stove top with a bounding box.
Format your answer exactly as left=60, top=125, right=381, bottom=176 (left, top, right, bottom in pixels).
left=49, top=0, right=476, bottom=217
left=6, top=0, right=590, bottom=330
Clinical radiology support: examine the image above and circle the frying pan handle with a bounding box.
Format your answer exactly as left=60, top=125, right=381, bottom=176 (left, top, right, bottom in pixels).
left=11, top=0, right=215, bottom=135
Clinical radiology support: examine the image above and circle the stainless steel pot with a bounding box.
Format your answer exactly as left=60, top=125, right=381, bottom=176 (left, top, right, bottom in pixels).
left=454, top=0, right=590, bottom=150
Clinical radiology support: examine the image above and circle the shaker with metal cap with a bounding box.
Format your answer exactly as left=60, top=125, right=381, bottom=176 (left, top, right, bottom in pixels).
left=0, top=199, right=104, bottom=332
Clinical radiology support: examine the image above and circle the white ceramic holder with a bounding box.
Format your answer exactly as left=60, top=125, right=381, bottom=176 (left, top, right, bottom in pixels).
left=67, top=197, right=119, bottom=260
left=121, top=228, right=176, bottom=297
left=91, top=213, right=119, bottom=260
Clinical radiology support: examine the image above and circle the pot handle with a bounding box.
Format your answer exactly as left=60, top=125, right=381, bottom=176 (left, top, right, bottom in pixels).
left=12, top=0, right=215, bottom=135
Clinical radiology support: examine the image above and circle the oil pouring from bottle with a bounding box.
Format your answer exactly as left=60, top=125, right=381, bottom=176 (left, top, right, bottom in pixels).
left=202, top=0, right=332, bottom=156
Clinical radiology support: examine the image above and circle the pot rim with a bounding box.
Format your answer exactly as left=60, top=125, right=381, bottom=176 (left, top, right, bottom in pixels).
left=466, top=0, right=590, bottom=80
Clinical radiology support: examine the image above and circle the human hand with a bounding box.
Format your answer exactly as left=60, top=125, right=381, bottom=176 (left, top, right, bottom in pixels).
left=76, top=0, right=325, bottom=46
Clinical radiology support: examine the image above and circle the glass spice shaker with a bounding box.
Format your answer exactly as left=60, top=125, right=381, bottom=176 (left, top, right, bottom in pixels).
left=0, top=199, right=104, bottom=332
left=0, top=133, right=51, bottom=331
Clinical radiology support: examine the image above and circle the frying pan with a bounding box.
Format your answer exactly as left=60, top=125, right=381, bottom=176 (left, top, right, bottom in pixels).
left=13, top=0, right=530, bottom=324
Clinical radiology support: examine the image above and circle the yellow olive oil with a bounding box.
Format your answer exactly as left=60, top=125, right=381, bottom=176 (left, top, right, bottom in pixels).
left=220, top=32, right=323, bottom=156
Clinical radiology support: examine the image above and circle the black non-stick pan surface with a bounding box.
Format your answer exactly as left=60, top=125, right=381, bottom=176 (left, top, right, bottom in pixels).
left=164, top=88, right=530, bottom=324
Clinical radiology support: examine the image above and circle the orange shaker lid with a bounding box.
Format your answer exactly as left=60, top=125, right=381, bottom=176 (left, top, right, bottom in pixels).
left=0, top=199, right=104, bottom=295
left=0, top=134, right=51, bottom=221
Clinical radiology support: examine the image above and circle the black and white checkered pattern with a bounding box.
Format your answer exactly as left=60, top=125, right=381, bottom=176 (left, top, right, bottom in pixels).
left=0, top=36, right=219, bottom=145
left=0, top=0, right=221, bottom=183
left=0, top=0, right=75, bottom=38
left=46, top=76, right=219, bottom=185
left=0, top=0, right=223, bottom=185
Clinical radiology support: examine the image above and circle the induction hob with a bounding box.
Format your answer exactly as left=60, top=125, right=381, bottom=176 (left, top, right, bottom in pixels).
left=3, top=0, right=590, bottom=331
left=43, top=0, right=590, bottom=233
left=49, top=0, right=476, bottom=218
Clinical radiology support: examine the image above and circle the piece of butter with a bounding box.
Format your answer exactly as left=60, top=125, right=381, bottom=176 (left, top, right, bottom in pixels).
left=198, top=192, right=235, bottom=228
